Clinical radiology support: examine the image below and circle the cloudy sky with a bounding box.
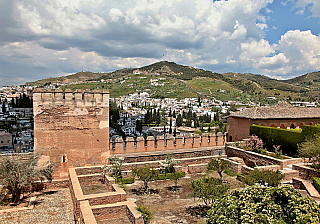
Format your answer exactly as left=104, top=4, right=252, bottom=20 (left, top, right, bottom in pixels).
left=1, top=0, right=320, bottom=86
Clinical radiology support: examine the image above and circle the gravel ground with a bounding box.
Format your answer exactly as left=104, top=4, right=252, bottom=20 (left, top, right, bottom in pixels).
left=0, top=188, right=74, bottom=224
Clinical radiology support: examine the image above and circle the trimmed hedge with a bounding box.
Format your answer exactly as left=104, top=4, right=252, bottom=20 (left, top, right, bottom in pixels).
left=250, top=125, right=320, bottom=156
left=120, top=177, right=135, bottom=184
left=313, top=177, right=320, bottom=194
left=302, top=125, right=320, bottom=139
left=151, top=171, right=186, bottom=181
left=224, top=169, right=235, bottom=177
left=166, top=171, right=186, bottom=179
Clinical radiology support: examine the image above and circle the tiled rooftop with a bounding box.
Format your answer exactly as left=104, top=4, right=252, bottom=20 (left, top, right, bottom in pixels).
left=229, top=101, right=320, bottom=119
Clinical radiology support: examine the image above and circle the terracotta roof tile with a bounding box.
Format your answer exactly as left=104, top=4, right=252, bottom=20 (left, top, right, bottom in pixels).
left=229, top=101, right=320, bottom=119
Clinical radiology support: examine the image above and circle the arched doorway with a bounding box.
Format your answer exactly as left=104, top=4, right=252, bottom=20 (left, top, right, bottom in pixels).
left=290, top=123, right=295, bottom=129
left=280, top=124, right=286, bottom=129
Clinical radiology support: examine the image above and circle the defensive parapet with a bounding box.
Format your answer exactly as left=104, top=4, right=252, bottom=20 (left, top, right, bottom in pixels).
left=111, top=133, right=226, bottom=154
left=33, top=88, right=110, bottom=178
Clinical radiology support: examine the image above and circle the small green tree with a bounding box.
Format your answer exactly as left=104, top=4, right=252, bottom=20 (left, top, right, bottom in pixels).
left=0, top=154, right=53, bottom=203
left=160, top=154, right=177, bottom=174
left=137, top=205, right=153, bottom=224
left=101, top=156, right=124, bottom=183
left=298, top=134, right=320, bottom=169
left=243, top=169, right=284, bottom=187
left=207, top=158, right=232, bottom=182
left=168, top=171, right=185, bottom=190
left=133, top=167, right=159, bottom=194
left=190, top=177, right=229, bottom=205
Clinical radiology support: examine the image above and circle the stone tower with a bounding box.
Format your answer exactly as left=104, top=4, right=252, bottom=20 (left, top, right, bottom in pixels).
left=33, top=89, right=110, bottom=178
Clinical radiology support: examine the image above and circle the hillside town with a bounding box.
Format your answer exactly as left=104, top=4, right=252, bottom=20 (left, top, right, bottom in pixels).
left=0, top=86, right=34, bottom=153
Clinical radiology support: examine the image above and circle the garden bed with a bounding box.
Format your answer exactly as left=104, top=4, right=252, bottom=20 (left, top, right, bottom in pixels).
left=125, top=171, right=244, bottom=223
left=81, top=183, right=111, bottom=195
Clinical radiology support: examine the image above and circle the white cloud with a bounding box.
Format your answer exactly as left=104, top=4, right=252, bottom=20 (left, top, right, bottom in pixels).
left=295, top=0, right=320, bottom=17
left=240, top=39, right=274, bottom=63
left=0, top=0, right=319, bottom=85
left=258, top=53, right=289, bottom=68
left=109, top=8, right=123, bottom=22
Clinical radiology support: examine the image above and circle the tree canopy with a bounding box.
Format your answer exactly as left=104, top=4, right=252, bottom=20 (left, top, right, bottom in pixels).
left=207, top=185, right=320, bottom=224
left=207, top=157, right=232, bottom=182
left=0, top=154, right=53, bottom=203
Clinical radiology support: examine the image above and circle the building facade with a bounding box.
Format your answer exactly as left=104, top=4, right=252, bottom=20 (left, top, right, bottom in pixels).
left=227, top=101, right=320, bottom=142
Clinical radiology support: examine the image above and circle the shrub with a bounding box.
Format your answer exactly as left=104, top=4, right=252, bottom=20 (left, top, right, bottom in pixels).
left=298, top=134, right=320, bottom=169
left=166, top=171, right=186, bottom=179
left=313, top=177, right=320, bottom=194
left=207, top=185, right=320, bottom=224
left=243, top=169, right=284, bottom=187
left=137, top=205, right=153, bottom=224
left=245, top=135, right=263, bottom=151
left=224, top=169, right=235, bottom=177
left=237, top=173, right=245, bottom=182
left=151, top=173, right=166, bottom=181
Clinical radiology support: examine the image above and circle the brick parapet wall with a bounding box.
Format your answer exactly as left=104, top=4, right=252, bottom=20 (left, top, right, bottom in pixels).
left=111, top=134, right=226, bottom=154
left=33, top=88, right=109, bottom=110
left=120, top=147, right=224, bottom=163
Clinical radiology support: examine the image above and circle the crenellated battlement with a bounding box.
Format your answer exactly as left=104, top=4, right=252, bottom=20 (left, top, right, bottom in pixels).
left=33, top=88, right=109, bottom=109
left=110, top=133, right=226, bottom=154
left=33, top=88, right=110, bottom=178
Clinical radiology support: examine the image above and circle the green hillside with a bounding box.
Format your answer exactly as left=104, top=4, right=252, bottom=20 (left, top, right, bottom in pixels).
left=25, top=61, right=320, bottom=102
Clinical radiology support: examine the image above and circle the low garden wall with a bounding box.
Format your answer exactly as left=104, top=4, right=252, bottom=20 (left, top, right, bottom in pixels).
left=225, top=145, right=304, bottom=169
left=121, top=146, right=224, bottom=163
left=293, top=163, right=320, bottom=180
left=69, top=167, right=143, bottom=224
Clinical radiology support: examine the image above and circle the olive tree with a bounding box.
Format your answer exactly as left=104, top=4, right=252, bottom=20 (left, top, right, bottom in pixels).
left=207, top=157, right=232, bottom=182
left=298, top=134, right=320, bottom=169
left=133, top=167, right=159, bottom=194
left=190, top=177, right=229, bottom=206
left=167, top=171, right=185, bottom=190
left=0, top=154, right=53, bottom=203
left=159, top=154, right=177, bottom=174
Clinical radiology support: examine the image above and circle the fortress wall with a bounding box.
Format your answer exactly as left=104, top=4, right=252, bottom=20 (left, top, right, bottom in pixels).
left=33, top=89, right=110, bottom=178
left=111, top=133, right=225, bottom=154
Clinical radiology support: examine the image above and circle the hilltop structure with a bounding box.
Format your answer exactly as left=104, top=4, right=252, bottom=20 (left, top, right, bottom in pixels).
left=33, top=89, right=110, bottom=178
left=227, top=101, right=320, bottom=142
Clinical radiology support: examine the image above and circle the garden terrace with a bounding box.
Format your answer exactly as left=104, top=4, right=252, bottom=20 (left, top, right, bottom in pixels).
left=68, top=167, right=143, bottom=224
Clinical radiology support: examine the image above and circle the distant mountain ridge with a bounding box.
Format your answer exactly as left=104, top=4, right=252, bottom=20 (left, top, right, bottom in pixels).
left=26, top=61, right=320, bottom=101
